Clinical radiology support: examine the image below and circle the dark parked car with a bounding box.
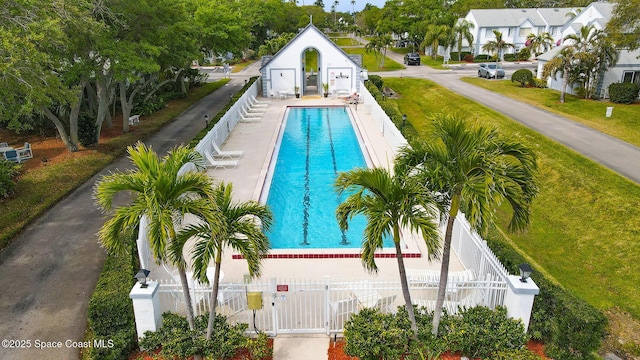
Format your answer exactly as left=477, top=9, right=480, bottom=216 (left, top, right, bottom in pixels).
left=404, top=53, right=421, bottom=65
left=478, top=63, right=505, bottom=79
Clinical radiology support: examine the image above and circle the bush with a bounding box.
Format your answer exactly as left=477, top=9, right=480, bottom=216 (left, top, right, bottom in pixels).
left=511, top=69, right=534, bottom=87
left=84, top=242, right=137, bottom=360
left=493, top=348, right=543, bottom=359
left=78, top=113, right=97, bottom=147
left=463, top=54, right=475, bottom=62
left=474, top=54, right=493, bottom=62
left=609, top=82, right=640, bottom=104
left=485, top=226, right=607, bottom=360
left=503, top=53, right=517, bottom=62
left=139, top=312, right=248, bottom=359
left=366, top=74, right=384, bottom=91
left=450, top=51, right=471, bottom=61
left=0, top=159, right=20, bottom=198
left=343, top=308, right=412, bottom=360
left=245, top=332, right=273, bottom=359
left=456, top=306, right=528, bottom=359
left=531, top=78, right=547, bottom=88
left=518, top=47, right=531, bottom=61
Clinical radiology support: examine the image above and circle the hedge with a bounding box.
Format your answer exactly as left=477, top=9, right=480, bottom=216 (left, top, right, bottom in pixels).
left=608, top=82, right=640, bottom=104
left=84, top=233, right=138, bottom=360
left=511, top=69, right=534, bottom=87
left=484, top=227, right=607, bottom=359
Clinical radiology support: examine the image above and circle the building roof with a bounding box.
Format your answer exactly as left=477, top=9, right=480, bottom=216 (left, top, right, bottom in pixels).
left=468, top=7, right=583, bottom=28
left=259, top=23, right=360, bottom=70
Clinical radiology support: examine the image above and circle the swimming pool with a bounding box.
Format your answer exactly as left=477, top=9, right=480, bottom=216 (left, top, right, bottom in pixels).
left=264, top=107, right=392, bottom=249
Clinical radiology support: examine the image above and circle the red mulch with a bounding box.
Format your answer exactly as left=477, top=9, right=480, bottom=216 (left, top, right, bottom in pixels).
left=327, top=339, right=549, bottom=360
left=129, top=339, right=274, bottom=360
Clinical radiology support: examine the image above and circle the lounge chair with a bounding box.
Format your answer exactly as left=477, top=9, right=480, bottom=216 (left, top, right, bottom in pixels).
left=239, top=110, right=260, bottom=123
left=204, top=151, right=238, bottom=169
left=211, top=142, right=243, bottom=159
left=248, top=98, right=268, bottom=108
left=3, top=150, right=22, bottom=163
left=242, top=104, right=265, bottom=114
left=250, top=95, right=271, bottom=104
left=16, top=142, right=33, bottom=160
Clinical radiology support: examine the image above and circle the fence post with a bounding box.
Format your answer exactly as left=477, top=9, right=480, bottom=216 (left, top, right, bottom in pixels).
left=324, top=276, right=331, bottom=335
left=130, top=281, right=162, bottom=339
left=503, top=275, right=539, bottom=332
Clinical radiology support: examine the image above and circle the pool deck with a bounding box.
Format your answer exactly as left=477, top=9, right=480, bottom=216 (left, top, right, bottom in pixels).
left=148, top=94, right=463, bottom=284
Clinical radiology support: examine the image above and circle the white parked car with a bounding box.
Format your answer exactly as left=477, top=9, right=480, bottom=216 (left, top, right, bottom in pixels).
left=478, top=63, right=505, bottom=79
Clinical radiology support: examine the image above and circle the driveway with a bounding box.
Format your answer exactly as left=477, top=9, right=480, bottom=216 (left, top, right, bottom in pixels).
left=0, top=70, right=255, bottom=360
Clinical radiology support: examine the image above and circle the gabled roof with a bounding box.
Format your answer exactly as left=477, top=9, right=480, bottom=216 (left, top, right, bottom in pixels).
left=259, top=23, right=360, bottom=70
left=468, top=7, right=582, bottom=28
left=561, top=2, right=614, bottom=32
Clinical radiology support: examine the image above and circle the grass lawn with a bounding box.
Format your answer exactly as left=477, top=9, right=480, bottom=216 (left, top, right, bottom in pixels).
left=332, top=37, right=360, bottom=46
left=383, top=77, right=640, bottom=320
left=343, top=47, right=404, bottom=71
left=422, top=55, right=465, bottom=70
left=0, top=80, right=230, bottom=250
left=462, top=77, right=640, bottom=147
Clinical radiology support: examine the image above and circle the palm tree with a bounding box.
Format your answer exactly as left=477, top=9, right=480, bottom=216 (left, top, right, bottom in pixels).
left=396, top=114, right=539, bottom=336
left=452, top=20, right=474, bottom=61
left=94, top=142, right=217, bottom=331
left=172, top=182, right=272, bottom=340
left=365, top=33, right=393, bottom=68
left=542, top=46, right=577, bottom=103
left=421, top=24, right=450, bottom=58
left=526, top=32, right=553, bottom=57
left=481, top=30, right=514, bottom=61
left=334, top=167, right=440, bottom=333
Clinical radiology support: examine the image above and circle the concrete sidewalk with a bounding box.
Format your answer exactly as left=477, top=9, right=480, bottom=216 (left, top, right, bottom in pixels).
left=273, top=335, right=329, bottom=360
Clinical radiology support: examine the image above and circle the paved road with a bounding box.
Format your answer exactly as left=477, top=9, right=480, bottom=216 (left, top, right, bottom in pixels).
left=0, top=73, right=252, bottom=360
left=377, top=50, right=640, bottom=184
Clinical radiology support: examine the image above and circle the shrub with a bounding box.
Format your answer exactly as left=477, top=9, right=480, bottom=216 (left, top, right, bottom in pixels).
left=456, top=306, right=528, bottom=359
left=78, top=113, right=97, bottom=147
left=0, top=159, right=20, bottom=198
left=343, top=308, right=412, bottom=360
left=511, top=69, right=534, bottom=87
left=518, top=47, right=531, bottom=61
left=493, top=348, right=543, bottom=359
left=450, top=51, right=471, bottom=61
left=609, top=82, right=640, bottom=104
left=503, top=53, right=517, bottom=62
left=531, top=78, right=547, bottom=88
left=474, top=54, right=492, bottom=62
left=245, top=332, right=273, bottom=359
left=463, top=54, right=475, bottom=62
left=84, top=241, right=137, bottom=360
left=139, top=312, right=248, bottom=359
left=367, top=74, right=384, bottom=91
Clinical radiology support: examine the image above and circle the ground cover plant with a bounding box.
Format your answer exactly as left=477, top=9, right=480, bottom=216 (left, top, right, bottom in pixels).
left=383, top=77, right=640, bottom=354
left=0, top=79, right=229, bottom=250
left=462, top=77, right=640, bottom=147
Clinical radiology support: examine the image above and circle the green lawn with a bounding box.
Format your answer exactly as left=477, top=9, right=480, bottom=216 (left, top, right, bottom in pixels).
left=462, top=77, right=640, bottom=147
left=384, top=77, right=640, bottom=320
left=0, top=80, right=230, bottom=250
left=422, top=55, right=465, bottom=70
left=343, top=47, right=405, bottom=71
left=332, top=37, right=361, bottom=46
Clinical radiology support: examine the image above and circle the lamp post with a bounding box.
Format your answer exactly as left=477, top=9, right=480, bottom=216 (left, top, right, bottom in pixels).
left=204, top=114, right=209, bottom=128
left=135, top=269, right=150, bottom=288
left=402, top=114, right=407, bottom=129
left=519, top=263, right=533, bottom=283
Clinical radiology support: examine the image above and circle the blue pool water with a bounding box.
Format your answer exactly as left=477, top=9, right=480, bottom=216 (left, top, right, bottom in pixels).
left=265, top=107, right=392, bottom=249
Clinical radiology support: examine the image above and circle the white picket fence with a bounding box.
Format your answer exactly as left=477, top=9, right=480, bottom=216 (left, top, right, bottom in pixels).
left=155, top=273, right=506, bottom=336
left=153, top=213, right=509, bottom=335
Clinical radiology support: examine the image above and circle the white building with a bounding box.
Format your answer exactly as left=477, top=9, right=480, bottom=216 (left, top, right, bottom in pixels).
left=536, top=1, right=640, bottom=98
left=462, top=7, right=583, bottom=56
left=260, top=23, right=363, bottom=98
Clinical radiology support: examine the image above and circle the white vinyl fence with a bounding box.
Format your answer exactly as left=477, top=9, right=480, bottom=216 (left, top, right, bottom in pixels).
left=153, top=213, right=508, bottom=335
left=359, top=83, right=408, bottom=153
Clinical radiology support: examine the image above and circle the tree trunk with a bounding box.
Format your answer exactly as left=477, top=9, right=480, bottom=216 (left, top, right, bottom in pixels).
left=431, top=195, right=459, bottom=336
left=68, top=79, right=87, bottom=147
left=206, top=255, right=222, bottom=340
left=560, top=67, right=569, bottom=103
left=95, top=71, right=114, bottom=143
left=40, top=106, right=78, bottom=152
left=178, top=268, right=196, bottom=331
left=394, top=224, right=417, bottom=334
